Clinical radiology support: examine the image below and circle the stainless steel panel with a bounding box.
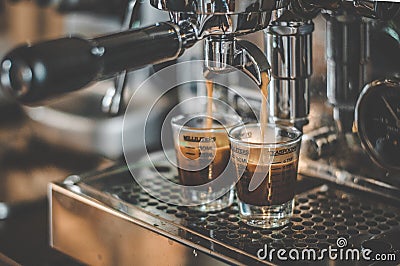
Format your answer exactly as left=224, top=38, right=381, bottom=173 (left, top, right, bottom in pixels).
left=50, top=160, right=400, bottom=265
left=50, top=184, right=233, bottom=266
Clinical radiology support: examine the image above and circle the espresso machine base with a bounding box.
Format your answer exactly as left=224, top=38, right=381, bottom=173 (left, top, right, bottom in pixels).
left=49, top=154, right=400, bottom=265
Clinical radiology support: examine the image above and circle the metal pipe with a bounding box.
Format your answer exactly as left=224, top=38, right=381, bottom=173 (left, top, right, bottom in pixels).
left=325, top=10, right=372, bottom=133
left=266, top=10, right=314, bottom=130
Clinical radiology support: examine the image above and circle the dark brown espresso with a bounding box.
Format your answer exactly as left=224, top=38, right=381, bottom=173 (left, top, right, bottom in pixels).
left=178, top=145, right=231, bottom=186
left=236, top=160, right=298, bottom=206
left=177, top=79, right=229, bottom=186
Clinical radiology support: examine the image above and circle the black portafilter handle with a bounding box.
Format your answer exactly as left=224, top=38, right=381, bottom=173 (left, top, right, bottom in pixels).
left=0, top=22, right=186, bottom=104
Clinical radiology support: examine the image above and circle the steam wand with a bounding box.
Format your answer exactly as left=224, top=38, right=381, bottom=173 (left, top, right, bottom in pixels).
left=101, top=0, right=139, bottom=116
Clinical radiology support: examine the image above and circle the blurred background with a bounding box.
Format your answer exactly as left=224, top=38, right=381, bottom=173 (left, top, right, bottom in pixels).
left=0, top=0, right=398, bottom=264
left=0, top=2, right=118, bottom=264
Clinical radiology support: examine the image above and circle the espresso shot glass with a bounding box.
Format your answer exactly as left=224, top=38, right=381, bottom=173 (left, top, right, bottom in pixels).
left=171, top=113, right=242, bottom=212
left=229, top=123, right=302, bottom=228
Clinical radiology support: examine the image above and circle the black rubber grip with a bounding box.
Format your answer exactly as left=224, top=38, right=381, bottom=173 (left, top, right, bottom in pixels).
left=0, top=22, right=182, bottom=104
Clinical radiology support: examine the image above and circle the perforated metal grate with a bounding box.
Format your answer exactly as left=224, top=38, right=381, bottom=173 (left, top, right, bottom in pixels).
left=102, top=162, right=400, bottom=262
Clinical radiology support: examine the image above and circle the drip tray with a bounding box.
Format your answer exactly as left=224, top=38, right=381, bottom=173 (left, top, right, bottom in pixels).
left=49, top=156, right=400, bottom=265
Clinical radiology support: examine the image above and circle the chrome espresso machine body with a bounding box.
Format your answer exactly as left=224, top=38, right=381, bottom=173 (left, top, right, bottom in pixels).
left=0, top=0, right=400, bottom=265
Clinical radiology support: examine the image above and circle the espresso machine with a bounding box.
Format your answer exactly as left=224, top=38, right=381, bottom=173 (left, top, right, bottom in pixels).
left=0, top=0, right=399, bottom=264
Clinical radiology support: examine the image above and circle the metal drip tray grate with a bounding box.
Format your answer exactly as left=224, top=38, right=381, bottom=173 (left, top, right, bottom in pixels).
left=61, top=156, right=400, bottom=265
left=108, top=182, right=400, bottom=251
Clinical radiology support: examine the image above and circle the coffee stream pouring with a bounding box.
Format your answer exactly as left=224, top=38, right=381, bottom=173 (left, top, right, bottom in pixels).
left=0, top=0, right=399, bottom=129
left=0, top=0, right=283, bottom=106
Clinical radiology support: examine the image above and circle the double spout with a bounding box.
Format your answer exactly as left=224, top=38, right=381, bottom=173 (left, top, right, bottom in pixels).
left=0, top=0, right=282, bottom=105
left=204, top=37, right=270, bottom=86
left=2, top=0, right=397, bottom=126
